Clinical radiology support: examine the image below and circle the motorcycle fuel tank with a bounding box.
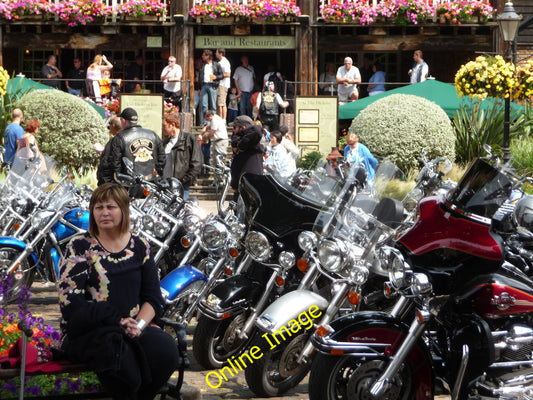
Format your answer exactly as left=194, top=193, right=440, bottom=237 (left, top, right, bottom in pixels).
left=52, top=208, right=90, bottom=240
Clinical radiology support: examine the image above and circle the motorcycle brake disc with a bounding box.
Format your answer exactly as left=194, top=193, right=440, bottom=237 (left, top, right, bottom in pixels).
left=278, top=333, right=309, bottom=378
left=346, top=360, right=401, bottom=400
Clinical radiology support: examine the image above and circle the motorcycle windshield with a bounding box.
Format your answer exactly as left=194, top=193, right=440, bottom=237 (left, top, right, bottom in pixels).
left=1, top=150, right=59, bottom=204
left=314, top=160, right=400, bottom=242
left=446, top=158, right=513, bottom=219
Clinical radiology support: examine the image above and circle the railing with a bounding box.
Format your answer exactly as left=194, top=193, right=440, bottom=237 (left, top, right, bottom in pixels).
left=319, top=0, right=446, bottom=5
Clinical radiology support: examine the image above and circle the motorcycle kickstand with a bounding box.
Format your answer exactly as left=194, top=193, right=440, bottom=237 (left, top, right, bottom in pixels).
left=451, top=344, right=470, bottom=400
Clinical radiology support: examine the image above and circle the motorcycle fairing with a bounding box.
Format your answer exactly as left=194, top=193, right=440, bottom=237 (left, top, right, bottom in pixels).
left=0, top=237, right=39, bottom=268
left=239, top=173, right=325, bottom=238
left=160, top=264, right=208, bottom=302
left=255, top=289, right=329, bottom=333
left=314, top=311, right=433, bottom=400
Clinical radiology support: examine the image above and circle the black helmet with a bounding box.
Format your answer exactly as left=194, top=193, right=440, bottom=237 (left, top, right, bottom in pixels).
left=514, top=195, right=533, bottom=233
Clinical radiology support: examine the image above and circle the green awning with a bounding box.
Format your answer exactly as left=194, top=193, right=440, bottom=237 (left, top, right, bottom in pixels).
left=7, top=75, right=106, bottom=118
left=339, top=79, right=524, bottom=120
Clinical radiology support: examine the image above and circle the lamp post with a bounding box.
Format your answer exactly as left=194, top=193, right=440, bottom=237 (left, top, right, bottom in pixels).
left=497, top=1, right=521, bottom=164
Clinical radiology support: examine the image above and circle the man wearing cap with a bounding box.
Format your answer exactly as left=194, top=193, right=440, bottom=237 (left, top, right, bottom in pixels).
left=111, top=107, right=166, bottom=181
left=230, top=115, right=264, bottom=194
left=257, top=81, right=289, bottom=132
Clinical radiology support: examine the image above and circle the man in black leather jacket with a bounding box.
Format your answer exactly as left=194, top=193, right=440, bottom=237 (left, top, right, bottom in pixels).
left=111, top=107, right=166, bottom=180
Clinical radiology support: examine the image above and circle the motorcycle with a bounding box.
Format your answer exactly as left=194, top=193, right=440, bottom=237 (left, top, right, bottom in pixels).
left=193, top=165, right=341, bottom=370
left=0, top=154, right=89, bottom=301
left=244, top=161, right=404, bottom=396
left=309, top=157, right=533, bottom=400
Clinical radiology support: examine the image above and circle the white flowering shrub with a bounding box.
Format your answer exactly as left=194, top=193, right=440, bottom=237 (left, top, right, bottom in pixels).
left=349, top=94, right=456, bottom=172
left=17, top=90, right=108, bottom=171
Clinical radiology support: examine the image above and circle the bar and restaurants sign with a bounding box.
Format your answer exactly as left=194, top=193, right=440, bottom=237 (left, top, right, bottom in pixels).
left=195, top=36, right=296, bottom=49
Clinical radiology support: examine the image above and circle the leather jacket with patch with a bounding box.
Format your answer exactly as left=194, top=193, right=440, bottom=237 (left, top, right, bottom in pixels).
left=111, top=125, right=166, bottom=179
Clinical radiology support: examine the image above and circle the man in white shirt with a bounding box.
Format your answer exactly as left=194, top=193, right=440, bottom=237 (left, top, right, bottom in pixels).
left=216, top=48, right=231, bottom=122
left=408, top=50, right=429, bottom=84
left=160, top=56, right=182, bottom=100
left=233, top=55, right=255, bottom=118
left=201, top=109, right=229, bottom=168
left=336, top=57, right=361, bottom=104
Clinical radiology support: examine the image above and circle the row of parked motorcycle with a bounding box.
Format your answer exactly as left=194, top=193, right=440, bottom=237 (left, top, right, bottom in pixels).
left=2, top=143, right=533, bottom=400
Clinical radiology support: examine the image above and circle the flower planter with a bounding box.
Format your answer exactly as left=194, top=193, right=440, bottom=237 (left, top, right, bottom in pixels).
left=122, top=14, right=160, bottom=22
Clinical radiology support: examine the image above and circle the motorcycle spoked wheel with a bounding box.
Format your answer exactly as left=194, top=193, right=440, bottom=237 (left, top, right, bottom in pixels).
left=162, top=280, right=206, bottom=324
left=244, top=331, right=312, bottom=397
left=193, top=312, right=254, bottom=370
left=0, top=246, right=35, bottom=303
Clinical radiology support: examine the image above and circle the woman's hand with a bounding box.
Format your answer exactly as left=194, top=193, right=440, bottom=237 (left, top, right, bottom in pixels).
left=120, top=317, right=142, bottom=338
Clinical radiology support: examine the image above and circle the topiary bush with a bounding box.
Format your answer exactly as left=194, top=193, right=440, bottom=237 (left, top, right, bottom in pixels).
left=348, top=94, right=456, bottom=173
left=16, top=90, right=108, bottom=171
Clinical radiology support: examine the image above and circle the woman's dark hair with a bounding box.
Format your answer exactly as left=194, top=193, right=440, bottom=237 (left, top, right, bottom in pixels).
left=89, top=183, right=130, bottom=236
left=25, top=119, right=41, bottom=134
left=271, top=130, right=283, bottom=144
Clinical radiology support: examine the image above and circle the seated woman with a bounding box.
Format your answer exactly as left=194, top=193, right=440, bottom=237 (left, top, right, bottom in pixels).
left=343, top=133, right=378, bottom=182
left=58, top=183, right=180, bottom=400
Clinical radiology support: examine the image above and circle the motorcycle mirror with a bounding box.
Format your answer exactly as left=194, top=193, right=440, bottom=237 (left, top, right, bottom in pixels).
left=114, top=172, right=134, bottom=186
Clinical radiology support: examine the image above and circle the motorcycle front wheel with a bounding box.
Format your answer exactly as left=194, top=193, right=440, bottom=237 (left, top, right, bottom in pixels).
left=0, top=246, right=35, bottom=303
left=244, top=331, right=311, bottom=397
left=193, top=312, right=254, bottom=370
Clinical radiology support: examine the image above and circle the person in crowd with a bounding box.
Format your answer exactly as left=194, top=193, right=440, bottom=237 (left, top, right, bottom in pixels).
left=230, top=115, right=264, bottom=195
left=215, top=48, right=231, bottom=122
left=86, top=54, right=113, bottom=104
left=198, top=50, right=223, bottom=125
left=200, top=110, right=229, bottom=169
left=96, top=117, right=122, bottom=186
left=160, top=56, right=182, bottom=105
left=336, top=57, right=361, bottom=104
left=162, top=113, right=202, bottom=199
left=193, top=57, right=203, bottom=126
left=3, top=108, right=24, bottom=164
left=409, top=50, right=429, bottom=84
left=98, top=70, right=122, bottom=101
left=368, top=63, right=386, bottom=96
left=343, top=133, right=378, bottom=181
left=257, top=81, right=289, bottom=132
left=359, top=55, right=373, bottom=98
left=58, top=182, right=181, bottom=400
left=279, top=125, right=299, bottom=176
left=264, top=130, right=291, bottom=178
left=125, top=55, right=144, bottom=93
left=41, top=55, right=63, bottom=89
left=65, top=58, right=85, bottom=96
left=111, top=107, right=165, bottom=180
left=16, top=119, right=41, bottom=162
left=227, top=86, right=240, bottom=124
left=233, top=55, right=255, bottom=118
left=319, top=62, right=338, bottom=96
left=263, top=65, right=283, bottom=89
left=250, top=83, right=261, bottom=121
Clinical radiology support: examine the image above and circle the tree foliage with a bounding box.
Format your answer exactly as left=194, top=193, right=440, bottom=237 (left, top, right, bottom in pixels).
left=16, top=90, right=108, bottom=171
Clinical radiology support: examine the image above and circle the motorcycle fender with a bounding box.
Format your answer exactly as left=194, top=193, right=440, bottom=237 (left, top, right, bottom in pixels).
left=255, top=290, right=329, bottom=334
left=209, top=274, right=265, bottom=309
left=0, top=237, right=39, bottom=268
left=319, top=311, right=433, bottom=400
left=160, top=264, right=208, bottom=302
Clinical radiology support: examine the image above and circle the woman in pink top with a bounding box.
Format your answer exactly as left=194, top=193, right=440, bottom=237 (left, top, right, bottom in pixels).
left=86, top=54, right=113, bottom=104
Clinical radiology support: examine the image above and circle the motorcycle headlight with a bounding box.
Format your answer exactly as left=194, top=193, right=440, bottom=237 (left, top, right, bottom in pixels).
left=229, top=222, right=246, bottom=241
left=245, top=231, right=271, bottom=262
left=318, top=238, right=345, bottom=272
left=411, top=273, right=432, bottom=295
left=298, top=231, right=317, bottom=252
left=350, top=266, right=369, bottom=285
left=142, top=215, right=154, bottom=231
left=278, top=251, right=296, bottom=270
left=202, top=220, right=228, bottom=250
left=385, top=248, right=410, bottom=290
left=205, top=293, right=222, bottom=309
left=154, top=220, right=171, bottom=238
left=168, top=177, right=184, bottom=198
left=183, top=214, right=201, bottom=234
left=31, top=210, right=55, bottom=229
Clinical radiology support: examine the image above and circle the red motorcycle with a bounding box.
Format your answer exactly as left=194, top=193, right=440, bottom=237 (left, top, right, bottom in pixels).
left=309, top=158, right=533, bottom=400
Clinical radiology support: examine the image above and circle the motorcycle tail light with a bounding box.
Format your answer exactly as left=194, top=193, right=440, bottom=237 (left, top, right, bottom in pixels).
left=297, top=258, right=308, bottom=272
left=316, top=325, right=332, bottom=338
left=228, top=247, right=239, bottom=258
left=383, top=282, right=393, bottom=298
left=181, top=236, right=191, bottom=248
left=275, top=276, right=285, bottom=287
left=224, top=267, right=233, bottom=276
left=348, top=291, right=360, bottom=305
left=143, top=188, right=150, bottom=197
